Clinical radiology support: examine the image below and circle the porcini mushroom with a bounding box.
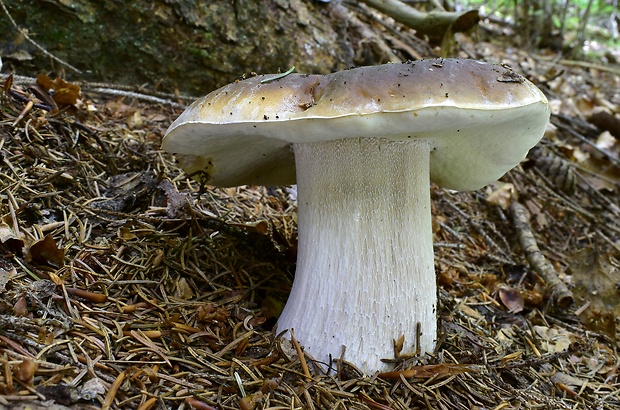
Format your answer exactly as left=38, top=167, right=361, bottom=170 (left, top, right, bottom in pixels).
left=162, top=59, right=549, bottom=372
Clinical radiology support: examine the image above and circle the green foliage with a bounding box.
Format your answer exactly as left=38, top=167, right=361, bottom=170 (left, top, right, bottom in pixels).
left=460, top=0, right=619, bottom=50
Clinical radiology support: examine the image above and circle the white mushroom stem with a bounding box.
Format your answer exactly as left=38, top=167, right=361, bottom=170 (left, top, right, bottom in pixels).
left=277, top=137, right=437, bottom=373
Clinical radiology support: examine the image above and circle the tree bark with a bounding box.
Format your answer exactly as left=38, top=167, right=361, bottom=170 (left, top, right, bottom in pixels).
left=0, top=0, right=478, bottom=95
left=0, top=0, right=389, bottom=94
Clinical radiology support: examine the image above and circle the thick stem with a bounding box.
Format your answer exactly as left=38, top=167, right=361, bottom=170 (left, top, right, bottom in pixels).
left=277, top=137, right=436, bottom=373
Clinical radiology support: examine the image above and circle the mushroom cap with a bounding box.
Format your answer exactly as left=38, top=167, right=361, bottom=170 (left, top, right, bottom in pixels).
left=162, top=59, right=549, bottom=190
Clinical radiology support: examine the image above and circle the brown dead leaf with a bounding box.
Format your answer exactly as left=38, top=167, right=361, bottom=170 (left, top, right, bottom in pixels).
left=393, top=334, right=405, bottom=357
left=118, top=226, right=137, bottom=241
left=47, top=271, right=64, bottom=286
left=27, top=234, right=64, bottom=265
left=589, top=107, right=620, bottom=139
left=228, top=221, right=270, bottom=235
left=13, top=296, right=28, bottom=317
left=499, top=287, right=524, bottom=313
left=13, top=358, right=38, bottom=384
left=239, top=391, right=264, bottom=410
left=105, top=99, right=138, bottom=115
left=197, top=303, right=229, bottom=324
left=158, top=179, right=189, bottom=218
left=66, top=287, right=108, bottom=303
left=176, top=277, right=193, bottom=300
left=458, top=302, right=484, bottom=321
left=36, top=74, right=82, bottom=106
left=570, top=248, right=620, bottom=338
left=3, top=73, right=13, bottom=92
left=35, top=73, right=53, bottom=91
left=572, top=147, right=619, bottom=192
left=148, top=113, right=169, bottom=122
left=485, top=182, right=515, bottom=210
left=0, top=214, right=23, bottom=245
left=533, top=325, right=576, bottom=353
left=575, top=95, right=596, bottom=118
left=0, top=266, right=15, bottom=292
left=358, top=392, right=393, bottom=410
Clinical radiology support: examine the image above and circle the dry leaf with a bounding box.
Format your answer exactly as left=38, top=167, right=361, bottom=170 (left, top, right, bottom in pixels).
left=485, top=182, right=515, bottom=209
left=51, top=78, right=81, bottom=106
left=499, top=287, right=524, bottom=313
left=239, top=391, right=264, bottom=410
left=458, top=303, right=484, bottom=320
left=589, top=107, right=620, bottom=140
left=570, top=248, right=620, bottom=338
left=158, top=179, right=189, bottom=218
left=36, top=74, right=82, bottom=106
left=393, top=334, right=405, bottom=357
left=118, top=226, right=137, bottom=241
left=185, top=397, right=218, bottom=410
left=197, top=303, right=229, bottom=324
left=36, top=73, right=53, bottom=90
left=47, top=271, right=64, bottom=286
left=176, top=277, right=193, bottom=300
left=0, top=215, right=23, bottom=245
left=595, top=131, right=618, bottom=155
left=27, top=234, right=65, bottom=265
left=126, top=109, right=143, bottom=128
left=13, top=296, right=28, bottom=317
left=0, top=266, right=16, bottom=292
left=79, top=378, right=106, bottom=401
left=575, top=95, right=596, bottom=118
left=13, top=359, right=38, bottom=384
left=550, top=371, right=585, bottom=388
left=533, top=325, right=576, bottom=353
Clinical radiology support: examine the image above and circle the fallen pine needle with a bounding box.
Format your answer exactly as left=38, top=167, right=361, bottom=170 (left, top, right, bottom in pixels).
left=102, top=369, right=127, bottom=410
left=66, top=287, right=108, bottom=303
left=290, top=329, right=311, bottom=379
left=136, top=397, right=157, bottom=410
left=379, top=363, right=480, bottom=379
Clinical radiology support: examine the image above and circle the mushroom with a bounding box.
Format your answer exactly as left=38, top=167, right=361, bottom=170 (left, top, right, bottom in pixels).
left=162, top=59, right=550, bottom=373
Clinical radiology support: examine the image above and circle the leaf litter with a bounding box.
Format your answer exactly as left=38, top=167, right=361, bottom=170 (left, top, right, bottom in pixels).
left=0, top=56, right=619, bottom=409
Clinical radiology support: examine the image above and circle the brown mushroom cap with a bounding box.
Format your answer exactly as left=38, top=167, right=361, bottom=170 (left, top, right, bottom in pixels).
left=162, top=59, right=549, bottom=190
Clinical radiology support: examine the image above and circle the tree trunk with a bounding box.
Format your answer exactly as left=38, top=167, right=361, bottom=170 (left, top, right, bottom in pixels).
left=0, top=0, right=478, bottom=95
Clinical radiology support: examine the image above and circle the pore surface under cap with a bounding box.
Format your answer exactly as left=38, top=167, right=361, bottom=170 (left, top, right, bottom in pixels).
left=162, top=59, right=550, bottom=189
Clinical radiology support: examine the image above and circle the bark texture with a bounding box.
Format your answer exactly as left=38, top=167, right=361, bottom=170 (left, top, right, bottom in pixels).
left=0, top=0, right=398, bottom=94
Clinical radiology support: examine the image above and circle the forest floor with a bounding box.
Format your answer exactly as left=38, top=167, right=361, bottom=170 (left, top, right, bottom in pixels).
left=0, top=25, right=619, bottom=410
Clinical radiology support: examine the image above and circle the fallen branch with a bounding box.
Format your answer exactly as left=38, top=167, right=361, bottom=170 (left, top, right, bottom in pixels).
left=357, top=0, right=479, bottom=42
left=510, top=201, right=573, bottom=309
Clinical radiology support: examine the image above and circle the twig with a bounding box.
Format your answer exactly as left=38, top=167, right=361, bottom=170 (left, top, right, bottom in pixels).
left=0, top=0, right=82, bottom=74
left=87, top=87, right=187, bottom=108
left=0, top=73, right=189, bottom=108
left=357, top=0, right=476, bottom=35
left=536, top=54, right=620, bottom=76
left=509, top=201, right=573, bottom=309
left=553, top=120, right=620, bottom=167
